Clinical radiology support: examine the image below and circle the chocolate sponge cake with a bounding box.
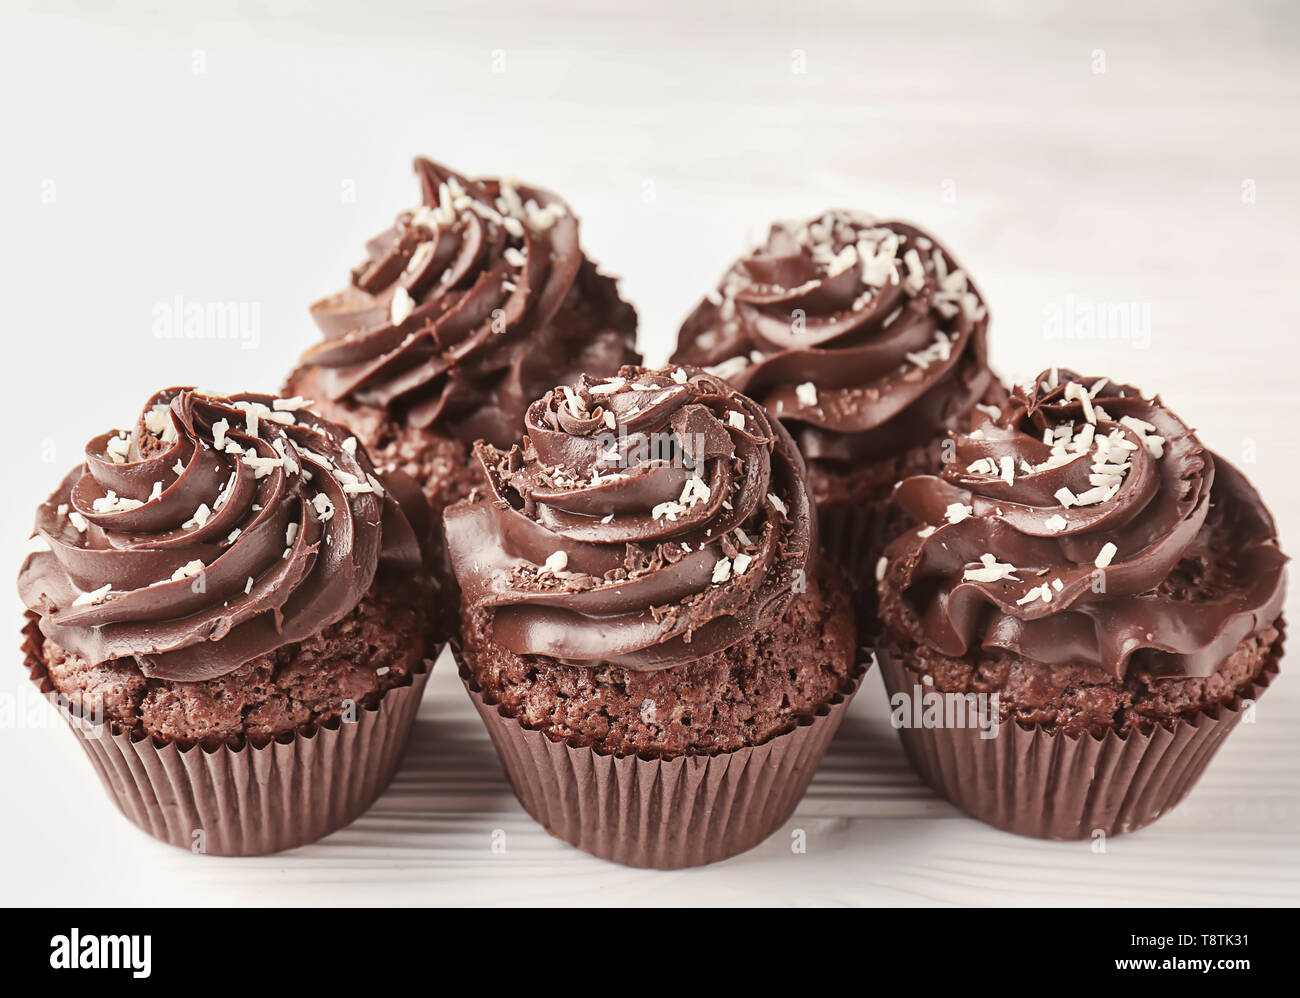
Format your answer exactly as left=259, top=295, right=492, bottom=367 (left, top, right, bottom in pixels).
left=35, top=583, right=426, bottom=746
left=19, top=389, right=439, bottom=854
left=875, top=369, right=1286, bottom=838
left=444, top=366, right=863, bottom=866
left=463, top=568, right=854, bottom=758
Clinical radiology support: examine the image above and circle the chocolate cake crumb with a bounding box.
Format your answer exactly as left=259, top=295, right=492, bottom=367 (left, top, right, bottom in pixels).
left=461, top=567, right=859, bottom=757
left=878, top=564, right=1280, bottom=736
left=284, top=365, right=482, bottom=520
left=34, top=573, right=432, bottom=748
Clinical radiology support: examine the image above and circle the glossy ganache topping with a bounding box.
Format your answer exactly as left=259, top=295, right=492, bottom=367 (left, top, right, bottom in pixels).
left=299, top=156, right=637, bottom=447
left=444, top=366, right=814, bottom=670
left=673, top=210, right=996, bottom=462
left=19, top=390, right=425, bottom=682
left=882, top=369, right=1286, bottom=679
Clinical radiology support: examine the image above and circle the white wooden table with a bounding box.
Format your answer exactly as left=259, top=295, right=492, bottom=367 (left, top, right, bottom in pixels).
left=2, top=0, right=1297, bottom=906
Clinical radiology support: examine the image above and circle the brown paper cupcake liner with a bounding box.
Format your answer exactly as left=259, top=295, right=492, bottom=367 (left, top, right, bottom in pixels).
left=819, top=502, right=890, bottom=573
left=876, top=624, right=1283, bottom=840
left=458, top=649, right=867, bottom=868
left=22, top=617, right=434, bottom=856
left=820, top=501, right=902, bottom=642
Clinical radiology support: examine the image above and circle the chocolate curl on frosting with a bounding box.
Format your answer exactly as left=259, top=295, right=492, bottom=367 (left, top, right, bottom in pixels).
left=299, top=157, right=637, bottom=446
left=18, top=389, right=427, bottom=682
left=444, top=366, right=814, bottom=670
left=883, top=370, right=1286, bottom=679
left=674, top=210, right=996, bottom=461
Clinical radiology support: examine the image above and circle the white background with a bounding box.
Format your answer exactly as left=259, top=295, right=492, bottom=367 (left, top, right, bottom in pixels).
left=2, top=0, right=1298, bottom=906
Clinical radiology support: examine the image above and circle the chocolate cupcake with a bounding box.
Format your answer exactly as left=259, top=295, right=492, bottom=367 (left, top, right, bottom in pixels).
left=284, top=156, right=639, bottom=544
left=876, top=369, right=1286, bottom=838
left=671, top=210, right=1003, bottom=613
left=18, top=389, right=438, bottom=855
left=444, top=366, right=863, bottom=867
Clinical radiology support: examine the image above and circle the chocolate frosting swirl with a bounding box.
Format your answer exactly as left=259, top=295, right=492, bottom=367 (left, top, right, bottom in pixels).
left=444, top=366, right=814, bottom=670
left=19, top=389, right=426, bottom=682
left=298, top=157, right=638, bottom=447
left=673, top=210, right=997, bottom=462
left=882, top=370, right=1286, bottom=679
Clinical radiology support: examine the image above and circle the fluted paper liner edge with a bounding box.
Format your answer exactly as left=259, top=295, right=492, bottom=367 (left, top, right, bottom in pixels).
left=819, top=503, right=901, bottom=644
left=820, top=502, right=892, bottom=572
left=22, top=616, right=434, bottom=856
left=457, top=648, right=866, bottom=869
left=875, top=624, right=1283, bottom=840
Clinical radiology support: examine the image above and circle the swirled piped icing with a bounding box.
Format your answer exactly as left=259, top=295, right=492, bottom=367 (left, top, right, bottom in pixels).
left=672, top=210, right=997, bottom=463
left=297, top=156, right=638, bottom=447
left=443, top=366, right=814, bottom=670
left=19, top=389, right=426, bottom=682
left=881, top=369, right=1286, bottom=679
